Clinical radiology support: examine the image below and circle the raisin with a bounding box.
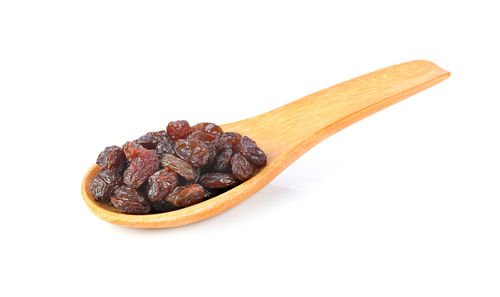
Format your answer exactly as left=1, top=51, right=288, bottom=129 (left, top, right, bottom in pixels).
left=214, top=132, right=242, bottom=151
left=205, top=143, right=217, bottom=167
left=96, top=146, right=127, bottom=173
left=146, top=169, right=178, bottom=202
left=167, top=120, right=192, bottom=140
left=160, top=154, right=197, bottom=181
left=174, top=139, right=211, bottom=167
left=111, top=185, right=151, bottom=214
left=151, top=200, right=179, bottom=213
left=123, top=150, right=159, bottom=188
left=214, top=148, right=233, bottom=172
left=200, top=173, right=239, bottom=189
left=123, top=141, right=146, bottom=162
left=156, top=139, right=176, bottom=159
left=237, top=136, right=267, bottom=167
left=191, top=122, right=223, bottom=141
left=166, top=184, right=205, bottom=208
left=231, top=153, right=255, bottom=181
left=187, top=130, right=213, bottom=143
left=89, top=170, right=123, bottom=203
left=137, top=131, right=168, bottom=149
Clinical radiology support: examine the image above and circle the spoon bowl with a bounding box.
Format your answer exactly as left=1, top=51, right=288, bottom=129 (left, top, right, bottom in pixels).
left=82, top=60, right=450, bottom=228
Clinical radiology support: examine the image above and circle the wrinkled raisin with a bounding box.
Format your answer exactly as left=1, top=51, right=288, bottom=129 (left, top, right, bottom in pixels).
left=200, top=173, right=239, bottom=189
left=175, top=139, right=211, bottom=167
left=191, top=122, right=223, bottom=141
left=231, top=153, right=255, bottom=181
left=137, top=131, right=168, bottom=149
left=151, top=200, right=179, bottom=213
left=214, top=148, right=233, bottom=172
left=97, top=146, right=127, bottom=173
left=123, top=141, right=146, bottom=162
left=90, top=170, right=123, bottom=203
left=111, top=185, right=151, bottom=214
left=123, top=150, right=159, bottom=188
left=203, top=187, right=222, bottom=200
left=146, top=169, right=178, bottom=202
left=187, top=130, right=213, bottom=143
left=156, top=139, right=176, bottom=159
left=237, top=136, right=267, bottom=167
left=166, top=184, right=205, bottom=207
left=214, top=132, right=242, bottom=151
left=167, top=120, right=191, bottom=140
left=161, top=154, right=197, bottom=181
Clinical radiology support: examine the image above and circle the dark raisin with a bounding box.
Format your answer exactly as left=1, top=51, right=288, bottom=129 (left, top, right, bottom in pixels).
left=214, top=132, right=242, bottom=151
left=111, top=185, right=151, bottom=214
left=151, top=200, right=179, bottom=213
left=96, top=146, right=127, bottom=173
left=166, top=184, right=205, bottom=208
left=205, top=143, right=217, bottom=167
left=89, top=170, right=123, bottom=203
left=214, top=148, right=233, bottom=172
left=174, top=139, right=211, bottom=167
left=200, top=173, right=239, bottom=189
left=123, top=141, right=146, bottom=162
left=203, top=187, right=222, bottom=200
left=123, top=150, right=159, bottom=188
left=167, top=120, right=192, bottom=140
left=146, top=169, right=178, bottom=202
left=137, top=131, right=168, bottom=149
left=156, top=139, right=176, bottom=159
left=191, top=122, right=223, bottom=141
left=160, top=154, right=197, bottom=181
left=237, top=136, right=267, bottom=167
left=231, top=153, right=255, bottom=181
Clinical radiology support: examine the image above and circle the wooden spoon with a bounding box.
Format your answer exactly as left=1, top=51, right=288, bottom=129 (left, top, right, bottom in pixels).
left=82, top=60, right=450, bottom=228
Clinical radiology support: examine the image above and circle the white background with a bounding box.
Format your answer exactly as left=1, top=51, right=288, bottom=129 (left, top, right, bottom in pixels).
left=1, top=1, right=499, bottom=296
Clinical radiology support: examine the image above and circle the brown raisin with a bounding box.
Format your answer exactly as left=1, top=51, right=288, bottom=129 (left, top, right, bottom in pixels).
left=123, top=150, right=159, bottom=188
left=200, top=173, right=239, bottom=189
left=203, top=187, right=222, bottom=200
left=137, top=130, right=168, bottom=149
left=231, top=153, right=255, bottom=181
left=156, top=139, right=176, bottom=159
left=187, top=130, right=213, bottom=143
left=174, top=139, right=211, bottom=167
left=111, top=185, right=151, bottom=214
left=237, top=136, right=267, bottom=167
left=96, top=146, right=127, bottom=173
left=151, top=200, right=179, bottom=213
left=167, top=120, right=192, bottom=140
left=90, top=169, right=123, bottom=203
left=146, top=169, right=178, bottom=202
left=160, top=154, right=197, bottom=181
left=191, top=122, right=223, bottom=141
left=166, top=184, right=205, bottom=208
left=214, top=132, right=242, bottom=151
left=123, top=141, right=146, bottom=162
left=214, top=148, right=233, bottom=172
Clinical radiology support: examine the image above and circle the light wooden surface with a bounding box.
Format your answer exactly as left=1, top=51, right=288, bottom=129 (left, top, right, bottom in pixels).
left=81, top=60, right=450, bottom=228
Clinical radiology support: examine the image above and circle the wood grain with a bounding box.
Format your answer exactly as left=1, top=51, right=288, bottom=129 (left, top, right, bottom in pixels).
left=81, top=60, right=450, bottom=228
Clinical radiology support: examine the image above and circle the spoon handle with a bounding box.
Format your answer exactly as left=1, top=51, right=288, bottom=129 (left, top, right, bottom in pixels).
left=224, top=60, right=450, bottom=158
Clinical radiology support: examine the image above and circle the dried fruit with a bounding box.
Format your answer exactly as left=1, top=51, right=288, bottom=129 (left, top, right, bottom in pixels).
left=191, top=122, right=223, bottom=141
left=231, top=153, right=255, bottom=181
left=96, top=146, right=127, bottom=173
left=200, top=173, right=239, bottom=189
left=89, top=170, right=123, bottom=203
left=161, top=154, right=197, bottom=181
left=237, top=136, right=267, bottom=167
left=111, top=185, right=151, bottom=214
left=214, top=132, right=242, bottom=151
left=123, top=141, right=146, bottom=161
left=167, top=120, right=191, bottom=140
left=137, top=131, right=168, bottom=149
left=214, top=148, right=233, bottom=172
left=175, top=139, right=211, bottom=167
left=91, top=120, right=267, bottom=214
left=146, top=169, right=178, bottom=202
left=166, top=184, right=205, bottom=207
left=123, top=150, right=159, bottom=188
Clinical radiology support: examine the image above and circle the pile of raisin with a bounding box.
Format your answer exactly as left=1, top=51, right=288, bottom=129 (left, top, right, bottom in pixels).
left=89, top=121, right=267, bottom=215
